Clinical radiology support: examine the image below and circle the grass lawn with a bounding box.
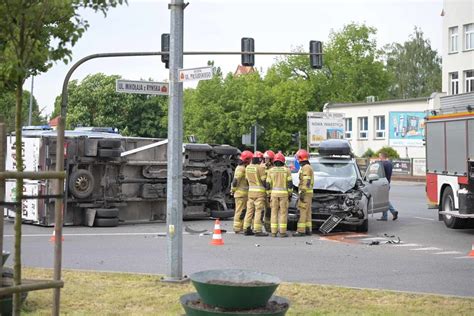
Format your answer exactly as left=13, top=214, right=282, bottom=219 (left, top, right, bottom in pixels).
left=17, top=267, right=474, bottom=315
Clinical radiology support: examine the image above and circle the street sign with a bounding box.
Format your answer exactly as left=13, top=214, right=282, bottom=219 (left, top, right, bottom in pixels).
left=178, top=66, right=213, bottom=82
left=116, top=79, right=169, bottom=95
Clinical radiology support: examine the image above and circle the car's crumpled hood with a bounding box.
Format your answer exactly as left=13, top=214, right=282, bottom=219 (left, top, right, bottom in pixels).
left=314, top=176, right=356, bottom=193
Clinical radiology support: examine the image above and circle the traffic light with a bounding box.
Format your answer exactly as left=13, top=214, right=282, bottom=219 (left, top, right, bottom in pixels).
left=309, top=40, right=323, bottom=69
left=291, top=132, right=299, bottom=144
left=161, top=33, right=170, bottom=69
left=241, top=37, right=255, bottom=67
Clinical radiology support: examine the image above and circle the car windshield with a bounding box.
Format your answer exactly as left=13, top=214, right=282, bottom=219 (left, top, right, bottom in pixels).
left=312, top=161, right=357, bottom=179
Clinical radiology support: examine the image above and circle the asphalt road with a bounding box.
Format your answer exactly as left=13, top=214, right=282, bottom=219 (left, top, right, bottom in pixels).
left=3, top=182, right=474, bottom=297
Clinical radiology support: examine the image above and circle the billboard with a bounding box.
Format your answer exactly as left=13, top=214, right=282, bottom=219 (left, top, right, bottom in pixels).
left=389, top=111, right=425, bottom=147
left=307, top=112, right=344, bottom=148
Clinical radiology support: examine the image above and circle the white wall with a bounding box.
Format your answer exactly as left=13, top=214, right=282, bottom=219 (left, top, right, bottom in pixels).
left=324, top=94, right=443, bottom=159
left=442, top=0, right=474, bottom=94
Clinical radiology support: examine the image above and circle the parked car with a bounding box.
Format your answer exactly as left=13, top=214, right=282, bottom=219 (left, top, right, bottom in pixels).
left=287, top=140, right=390, bottom=233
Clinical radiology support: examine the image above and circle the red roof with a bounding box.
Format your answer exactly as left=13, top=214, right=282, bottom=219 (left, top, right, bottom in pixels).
left=234, top=65, right=256, bottom=76
left=49, top=116, right=59, bottom=127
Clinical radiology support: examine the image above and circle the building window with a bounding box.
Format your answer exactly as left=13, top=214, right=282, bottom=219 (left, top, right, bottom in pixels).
left=374, top=116, right=385, bottom=139
left=464, top=23, right=474, bottom=50
left=465, top=70, right=474, bottom=93
left=450, top=72, right=459, bottom=95
left=449, top=26, right=458, bottom=52
left=344, top=118, right=352, bottom=139
left=358, top=117, right=368, bottom=139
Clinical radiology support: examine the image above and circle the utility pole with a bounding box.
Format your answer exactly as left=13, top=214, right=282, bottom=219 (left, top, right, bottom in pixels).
left=28, top=76, right=34, bottom=126
left=298, top=131, right=301, bottom=150
left=253, top=124, right=257, bottom=152
left=165, top=0, right=185, bottom=281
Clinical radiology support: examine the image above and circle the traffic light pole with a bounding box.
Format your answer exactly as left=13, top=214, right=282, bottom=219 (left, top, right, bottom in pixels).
left=164, top=0, right=185, bottom=282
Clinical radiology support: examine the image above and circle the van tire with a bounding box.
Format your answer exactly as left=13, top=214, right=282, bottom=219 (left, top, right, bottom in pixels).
left=94, top=217, right=119, bottom=227
left=95, top=208, right=119, bottom=218
left=98, top=139, right=121, bottom=149
left=69, top=169, right=95, bottom=199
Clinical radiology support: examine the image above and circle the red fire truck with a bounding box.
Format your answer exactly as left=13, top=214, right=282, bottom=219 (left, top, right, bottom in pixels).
left=425, top=93, right=474, bottom=228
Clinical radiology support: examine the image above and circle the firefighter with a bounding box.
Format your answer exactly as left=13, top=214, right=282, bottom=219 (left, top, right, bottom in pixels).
left=231, top=150, right=253, bottom=233
left=293, top=149, right=314, bottom=237
left=267, top=152, right=292, bottom=237
left=262, top=150, right=275, bottom=232
left=243, top=151, right=268, bottom=236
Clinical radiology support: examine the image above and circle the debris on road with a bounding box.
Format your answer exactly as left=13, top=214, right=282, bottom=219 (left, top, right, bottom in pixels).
left=199, top=232, right=212, bottom=236
left=305, top=241, right=313, bottom=245
left=185, top=225, right=208, bottom=234
left=255, top=244, right=261, bottom=247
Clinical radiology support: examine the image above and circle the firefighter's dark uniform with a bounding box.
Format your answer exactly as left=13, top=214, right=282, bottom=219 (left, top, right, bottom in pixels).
left=244, top=163, right=267, bottom=233
left=267, top=165, right=292, bottom=235
left=297, top=162, right=314, bottom=233
left=231, top=164, right=248, bottom=233
left=263, top=162, right=273, bottom=232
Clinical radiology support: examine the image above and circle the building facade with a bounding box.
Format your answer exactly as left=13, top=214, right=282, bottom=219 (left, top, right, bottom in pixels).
left=323, top=93, right=445, bottom=158
left=442, top=0, right=474, bottom=95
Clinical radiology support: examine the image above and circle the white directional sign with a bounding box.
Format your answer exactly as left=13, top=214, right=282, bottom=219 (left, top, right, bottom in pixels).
left=178, top=66, right=213, bottom=82
left=116, top=79, right=169, bottom=95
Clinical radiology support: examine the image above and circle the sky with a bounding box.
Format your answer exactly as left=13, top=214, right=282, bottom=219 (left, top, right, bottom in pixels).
left=26, top=0, right=444, bottom=117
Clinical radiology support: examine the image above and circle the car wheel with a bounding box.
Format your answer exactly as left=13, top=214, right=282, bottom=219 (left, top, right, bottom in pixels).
left=356, top=219, right=368, bottom=232
left=441, top=186, right=466, bottom=229
left=95, top=208, right=119, bottom=218
left=94, top=217, right=119, bottom=227
left=98, top=139, right=121, bottom=149
left=287, top=219, right=297, bottom=231
left=98, top=148, right=121, bottom=158
left=69, top=169, right=95, bottom=199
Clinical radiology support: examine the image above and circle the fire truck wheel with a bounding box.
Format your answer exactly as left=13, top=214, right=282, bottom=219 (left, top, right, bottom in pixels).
left=69, top=169, right=95, bottom=199
left=94, top=217, right=119, bottom=227
left=98, top=139, right=121, bottom=149
left=441, top=186, right=467, bottom=229
left=95, top=208, right=119, bottom=218
left=98, top=148, right=121, bottom=158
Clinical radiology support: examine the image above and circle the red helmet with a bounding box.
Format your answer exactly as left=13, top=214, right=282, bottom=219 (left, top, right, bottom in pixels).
left=295, top=149, right=309, bottom=162
left=263, top=150, right=275, bottom=161
left=274, top=152, right=285, bottom=164
left=254, top=151, right=264, bottom=159
left=240, top=150, right=253, bottom=163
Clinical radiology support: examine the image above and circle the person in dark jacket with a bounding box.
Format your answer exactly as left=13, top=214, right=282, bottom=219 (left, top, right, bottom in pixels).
left=377, top=152, right=399, bottom=221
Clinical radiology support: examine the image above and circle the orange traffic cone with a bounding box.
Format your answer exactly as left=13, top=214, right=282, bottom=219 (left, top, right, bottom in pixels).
left=468, top=243, right=474, bottom=257
left=49, top=229, right=64, bottom=242
left=210, top=219, right=224, bottom=246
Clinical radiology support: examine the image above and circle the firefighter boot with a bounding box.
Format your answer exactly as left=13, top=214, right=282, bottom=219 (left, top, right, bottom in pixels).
left=306, top=228, right=312, bottom=236
left=293, top=231, right=306, bottom=237
left=279, top=232, right=288, bottom=238
left=244, top=227, right=255, bottom=236
left=255, top=231, right=269, bottom=237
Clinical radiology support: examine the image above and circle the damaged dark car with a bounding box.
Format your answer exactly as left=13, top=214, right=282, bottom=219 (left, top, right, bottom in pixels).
left=287, top=140, right=390, bottom=233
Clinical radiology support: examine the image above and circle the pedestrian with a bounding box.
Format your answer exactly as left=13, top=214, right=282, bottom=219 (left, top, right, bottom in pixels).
left=231, top=150, right=253, bottom=233
left=262, top=150, right=275, bottom=232
left=267, top=152, right=293, bottom=237
left=377, top=152, right=399, bottom=221
left=243, top=151, right=268, bottom=236
left=293, top=149, right=314, bottom=237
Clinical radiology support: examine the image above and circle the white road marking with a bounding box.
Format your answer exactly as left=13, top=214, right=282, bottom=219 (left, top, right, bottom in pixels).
left=4, top=231, right=232, bottom=238
left=414, top=217, right=435, bottom=221
left=361, top=237, right=388, bottom=241
left=454, top=256, right=474, bottom=259
left=434, top=251, right=463, bottom=255
left=393, top=243, right=421, bottom=247
left=410, top=247, right=442, bottom=251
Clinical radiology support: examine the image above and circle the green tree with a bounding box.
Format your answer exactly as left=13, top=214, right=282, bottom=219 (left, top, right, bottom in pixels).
left=0, top=1, right=124, bottom=311
left=383, top=27, right=442, bottom=99
left=0, top=89, right=46, bottom=132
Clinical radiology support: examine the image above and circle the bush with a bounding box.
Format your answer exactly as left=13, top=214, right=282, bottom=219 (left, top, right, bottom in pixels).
left=375, top=146, right=400, bottom=159
left=362, top=148, right=375, bottom=158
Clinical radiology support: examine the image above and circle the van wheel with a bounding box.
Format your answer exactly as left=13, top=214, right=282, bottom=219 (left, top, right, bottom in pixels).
left=69, top=169, right=95, bottom=199
left=441, top=186, right=466, bottom=229
left=95, top=208, right=119, bottom=218
left=94, top=217, right=119, bottom=227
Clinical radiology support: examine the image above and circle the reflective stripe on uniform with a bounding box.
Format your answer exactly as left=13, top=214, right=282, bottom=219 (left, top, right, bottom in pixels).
left=279, top=224, right=287, bottom=228
left=249, top=185, right=266, bottom=192
left=297, top=223, right=306, bottom=228
left=271, top=224, right=278, bottom=228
